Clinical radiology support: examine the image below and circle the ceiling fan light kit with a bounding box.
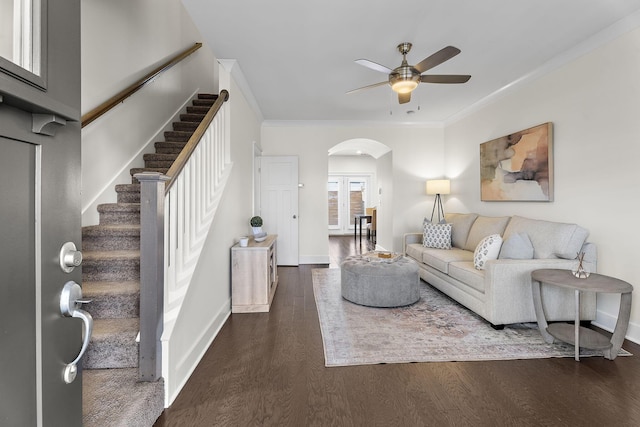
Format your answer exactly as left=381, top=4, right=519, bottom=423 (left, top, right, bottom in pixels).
left=349, top=42, right=471, bottom=105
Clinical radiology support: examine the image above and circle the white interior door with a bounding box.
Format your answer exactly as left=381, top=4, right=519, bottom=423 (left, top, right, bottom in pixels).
left=260, top=156, right=299, bottom=266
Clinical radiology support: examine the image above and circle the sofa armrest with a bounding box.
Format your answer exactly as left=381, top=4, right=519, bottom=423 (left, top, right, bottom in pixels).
left=483, top=258, right=596, bottom=324
left=403, top=233, right=422, bottom=254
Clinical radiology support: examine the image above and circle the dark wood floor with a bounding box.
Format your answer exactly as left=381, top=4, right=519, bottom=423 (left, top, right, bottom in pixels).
left=155, top=236, right=640, bottom=426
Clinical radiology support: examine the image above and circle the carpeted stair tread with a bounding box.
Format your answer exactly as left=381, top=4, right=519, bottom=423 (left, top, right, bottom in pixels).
left=179, top=113, right=206, bottom=122
left=192, top=98, right=214, bottom=107
left=154, top=141, right=187, bottom=154
left=198, top=93, right=218, bottom=100
left=82, top=224, right=140, bottom=251
left=82, top=250, right=140, bottom=282
left=143, top=153, right=179, bottom=161
left=82, top=281, right=140, bottom=319
left=186, top=105, right=210, bottom=114
left=84, top=318, right=139, bottom=369
left=143, top=153, right=179, bottom=169
left=164, top=130, right=193, bottom=142
left=172, top=121, right=199, bottom=132
left=97, top=203, right=140, bottom=225
left=83, top=368, right=164, bottom=427
left=115, top=184, right=141, bottom=203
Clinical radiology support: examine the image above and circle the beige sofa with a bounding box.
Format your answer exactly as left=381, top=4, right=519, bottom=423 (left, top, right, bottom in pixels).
left=403, top=213, right=596, bottom=327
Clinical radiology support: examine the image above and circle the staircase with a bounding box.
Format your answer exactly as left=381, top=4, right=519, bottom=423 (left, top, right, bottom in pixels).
left=81, top=94, right=218, bottom=426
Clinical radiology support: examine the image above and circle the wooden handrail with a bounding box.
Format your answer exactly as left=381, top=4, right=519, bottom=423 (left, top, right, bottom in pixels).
left=165, top=90, right=230, bottom=193
left=81, top=42, right=203, bottom=128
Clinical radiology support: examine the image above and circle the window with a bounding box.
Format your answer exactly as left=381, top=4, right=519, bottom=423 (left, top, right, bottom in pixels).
left=328, top=175, right=370, bottom=233
left=0, top=0, right=46, bottom=88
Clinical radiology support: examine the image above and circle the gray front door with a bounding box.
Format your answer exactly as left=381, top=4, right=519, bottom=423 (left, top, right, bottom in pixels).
left=0, top=0, right=82, bottom=425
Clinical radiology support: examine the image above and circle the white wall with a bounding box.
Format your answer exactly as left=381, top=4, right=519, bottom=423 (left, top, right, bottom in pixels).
left=81, top=0, right=217, bottom=225
left=444, top=27, right=640, bottom=342
left=261, top=124, right=444, bottom=260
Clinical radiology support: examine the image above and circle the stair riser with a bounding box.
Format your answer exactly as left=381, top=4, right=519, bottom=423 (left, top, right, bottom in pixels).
left=84, top=339, right=138, bottom=369
left=117, top=192, right=140, bottom=203
left=83, top=235, right=140, bottom=251
left=83, top=259, right=140, bottom=282
left=99, top=211, right=140, bottom=225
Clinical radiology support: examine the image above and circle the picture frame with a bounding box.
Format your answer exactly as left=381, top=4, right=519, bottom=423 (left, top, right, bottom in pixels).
left=480, top=122, right=553, bottom=201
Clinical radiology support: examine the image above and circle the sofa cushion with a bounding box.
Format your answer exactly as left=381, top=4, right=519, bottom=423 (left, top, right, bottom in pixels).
left=473, top=234, right=503, bottom=270
left=405, top=243, right=426, bottom=263
left=422, top=247, right=474, bottom=274
left=464, top=216, right=511, bottom=251
left=499, top=232, right=534, bottom=259
left=448, top=261, right=485, bottom=293
left=445, top=213, right=479, bottom=249
left=502, top=215, right=589, bottom=259
left=423, top=220, right=452, bottom=249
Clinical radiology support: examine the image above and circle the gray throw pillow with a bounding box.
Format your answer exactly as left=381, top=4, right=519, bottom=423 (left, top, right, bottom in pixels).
left=498, top=232, right=534, bottom=259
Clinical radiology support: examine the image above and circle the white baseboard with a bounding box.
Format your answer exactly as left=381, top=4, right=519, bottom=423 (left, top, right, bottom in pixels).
left=592, top=309, right=640, bottom=345
left=299, top=255, right=330, bottom=264
left=164, top=299, right=231, bottom=407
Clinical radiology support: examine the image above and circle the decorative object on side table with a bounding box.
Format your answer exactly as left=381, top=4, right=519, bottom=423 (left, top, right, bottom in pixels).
left=250, top=216, right=267, bottom=242
left=572, top=252, right=590, bottom=278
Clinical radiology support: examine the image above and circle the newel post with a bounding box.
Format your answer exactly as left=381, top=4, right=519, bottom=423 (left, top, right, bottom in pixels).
left=135, top=172, right=169, bottom=381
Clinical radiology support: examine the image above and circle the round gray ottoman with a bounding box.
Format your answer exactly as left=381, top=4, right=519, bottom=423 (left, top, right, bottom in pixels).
left=340, top=255, right=420, bottom=307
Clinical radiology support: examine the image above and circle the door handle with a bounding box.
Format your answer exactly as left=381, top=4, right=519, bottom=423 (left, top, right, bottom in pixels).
left=60, top=281, right=93, bottom=384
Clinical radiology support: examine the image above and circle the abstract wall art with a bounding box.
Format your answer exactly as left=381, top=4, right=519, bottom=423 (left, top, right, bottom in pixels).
left=480, top=122, right=553, bottom=201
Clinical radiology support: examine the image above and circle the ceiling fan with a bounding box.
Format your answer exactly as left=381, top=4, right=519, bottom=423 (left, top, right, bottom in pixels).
left=347, top=43, right=471, bottom=104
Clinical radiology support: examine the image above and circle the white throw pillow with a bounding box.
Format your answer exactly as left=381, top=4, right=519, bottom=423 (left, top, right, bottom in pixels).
left=423, top=219, right=452, bottom=249
left=473, top=234, right=503, bottom=270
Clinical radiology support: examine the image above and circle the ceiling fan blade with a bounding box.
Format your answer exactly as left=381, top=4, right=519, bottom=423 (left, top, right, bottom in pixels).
left=346, top=81, right=388, bottom=94
left=355, top=59, right=393, bottom=74
left=398, top=92, right=411, bottom=104
left=414, top=46, right=461, bottom=73
left=421, top=74, right=471, bottom=84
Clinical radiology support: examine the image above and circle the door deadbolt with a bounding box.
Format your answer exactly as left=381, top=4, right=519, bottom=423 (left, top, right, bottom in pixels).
left=60, top=242, right=83, bottom=273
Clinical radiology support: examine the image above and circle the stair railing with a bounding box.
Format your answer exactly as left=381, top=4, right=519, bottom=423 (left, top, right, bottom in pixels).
left=81, top=42, right=202, bottom=128
left=135, top=90, right=230, bottom=381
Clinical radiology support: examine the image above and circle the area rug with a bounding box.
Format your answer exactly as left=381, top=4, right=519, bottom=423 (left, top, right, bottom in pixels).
left=312, top=268, right=630, bottom=367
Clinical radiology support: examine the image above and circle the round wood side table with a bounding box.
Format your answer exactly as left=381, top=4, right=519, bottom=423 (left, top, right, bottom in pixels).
left=531, top=268, right=633, bottom=361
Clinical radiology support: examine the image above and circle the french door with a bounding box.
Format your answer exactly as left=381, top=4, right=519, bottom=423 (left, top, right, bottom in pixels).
left=328, top=175, right=370, bottom=234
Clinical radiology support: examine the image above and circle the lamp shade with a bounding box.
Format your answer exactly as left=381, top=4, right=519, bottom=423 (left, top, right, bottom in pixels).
left=426, top=179, right=450, bottom=195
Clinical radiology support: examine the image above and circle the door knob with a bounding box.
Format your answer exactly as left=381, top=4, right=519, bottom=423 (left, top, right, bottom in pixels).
left=293, top=215, right=297, bottom=219
left=60, top=242, right=82, bottom=273
left=60, top=281, right=93, bottom=384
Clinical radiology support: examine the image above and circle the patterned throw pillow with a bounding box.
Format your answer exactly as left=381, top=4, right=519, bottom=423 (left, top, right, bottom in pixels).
left=422, top=219, right=452, bottom=249
left=473, top=234, right=503, bottom=270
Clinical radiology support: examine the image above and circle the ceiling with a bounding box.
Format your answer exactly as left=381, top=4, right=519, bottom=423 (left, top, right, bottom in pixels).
left=183, top=0, right=640, bottom=124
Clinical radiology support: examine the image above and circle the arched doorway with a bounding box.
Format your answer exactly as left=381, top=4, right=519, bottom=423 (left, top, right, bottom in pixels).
left=327, top=139, right=392, bottom=248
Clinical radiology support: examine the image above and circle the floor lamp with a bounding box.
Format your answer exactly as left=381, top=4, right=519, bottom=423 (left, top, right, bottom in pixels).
left=426, top=179, right=450, bottom=223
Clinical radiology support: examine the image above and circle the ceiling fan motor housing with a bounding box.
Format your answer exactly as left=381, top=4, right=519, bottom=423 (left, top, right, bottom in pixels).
left=389, top=65, right=421, bottom=93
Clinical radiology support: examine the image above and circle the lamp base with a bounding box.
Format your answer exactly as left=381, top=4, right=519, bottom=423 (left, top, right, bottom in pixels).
left=430, top=194, right=445, bottom=223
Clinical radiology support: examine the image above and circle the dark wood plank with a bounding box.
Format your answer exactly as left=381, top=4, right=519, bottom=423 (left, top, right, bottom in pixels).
left=155, top=236, right=640, bottom=426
